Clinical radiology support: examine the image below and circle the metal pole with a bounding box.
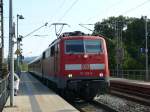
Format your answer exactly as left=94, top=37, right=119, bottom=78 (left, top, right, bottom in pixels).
left=9, top=0, right=14, bottom=106
left=0, top=0, right=3, bottom=78
left=115, top=21, right=119, bottom=77
left=0, top=0, right=4, bottom=78
left=16, top=15, right=19, bottom=74
left=145, top=16, right=149, bottom=81
left=1, top=0, right=4, bottom=64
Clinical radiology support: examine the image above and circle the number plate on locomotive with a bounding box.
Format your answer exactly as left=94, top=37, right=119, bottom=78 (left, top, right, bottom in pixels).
left=82, top=64, right=90, bottom=70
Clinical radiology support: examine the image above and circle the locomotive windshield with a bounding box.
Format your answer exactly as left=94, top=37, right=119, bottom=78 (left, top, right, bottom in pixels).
left=65, top=40, right=84, bottom=53
left=65, top=40, right=102, bottom=54
left=85, top=40, right=101, bottom=53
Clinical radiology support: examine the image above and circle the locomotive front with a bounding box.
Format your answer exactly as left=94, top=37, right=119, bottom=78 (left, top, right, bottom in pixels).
left=59, top=32, right=109, bottom=100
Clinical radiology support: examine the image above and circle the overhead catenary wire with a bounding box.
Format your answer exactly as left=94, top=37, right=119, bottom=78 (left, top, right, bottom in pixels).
left=48, top=0, right=67, bottom=22
left=47, top=0, right=79, bottom=38
left=86, top=0, right=150, bottom=23
left=57, top=0, right=67, bottom=11
left=33, top=35, right=50, bottom=37
left=58, top=0, right=79, bottom=22
left=85, top=0, right=125, bottom=23
left=122, top=0, right=150, bottom=15
left=79, top=24, right=94, bottom=32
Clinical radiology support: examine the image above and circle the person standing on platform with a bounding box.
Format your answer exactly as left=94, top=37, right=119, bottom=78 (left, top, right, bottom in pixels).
left=14, top=73, right=20, bottom=96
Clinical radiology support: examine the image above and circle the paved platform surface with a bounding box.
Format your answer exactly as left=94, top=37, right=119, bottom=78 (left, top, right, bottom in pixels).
left=3, top=72, right=79, bottom=112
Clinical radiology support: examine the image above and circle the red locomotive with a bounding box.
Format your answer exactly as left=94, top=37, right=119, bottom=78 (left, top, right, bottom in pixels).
left=28, top=31, right=110, bottom=100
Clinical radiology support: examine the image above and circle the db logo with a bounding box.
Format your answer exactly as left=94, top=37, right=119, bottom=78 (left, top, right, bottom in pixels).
left=82, top=64, right=90, bottom=70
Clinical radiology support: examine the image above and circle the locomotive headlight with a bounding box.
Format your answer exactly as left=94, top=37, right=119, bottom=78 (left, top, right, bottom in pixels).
left=68, top=74, right=72, bottom=78
left=99, top=73, right=104, bottom=77
left=84, top=54, right=88, bottom=58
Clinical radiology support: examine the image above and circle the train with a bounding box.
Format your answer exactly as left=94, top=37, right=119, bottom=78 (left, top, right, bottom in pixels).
left=28, top=31, right=110, bottom=100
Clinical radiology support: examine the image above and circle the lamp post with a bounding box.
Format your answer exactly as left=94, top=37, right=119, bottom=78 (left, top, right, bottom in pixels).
left=16, top=14, right=24, bottom=76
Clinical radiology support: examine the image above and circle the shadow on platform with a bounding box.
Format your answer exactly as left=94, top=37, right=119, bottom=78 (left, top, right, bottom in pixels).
left=18, top=72, right=56, bottom=96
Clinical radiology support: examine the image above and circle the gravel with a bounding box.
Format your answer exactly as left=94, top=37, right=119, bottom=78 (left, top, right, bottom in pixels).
left=95, top=94, right=150, bottom=112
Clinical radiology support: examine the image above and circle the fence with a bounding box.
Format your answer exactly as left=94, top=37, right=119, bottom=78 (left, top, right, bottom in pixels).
left=110, top=69, right=150, bottom=81
left=0, top=76, right=9, bottom=112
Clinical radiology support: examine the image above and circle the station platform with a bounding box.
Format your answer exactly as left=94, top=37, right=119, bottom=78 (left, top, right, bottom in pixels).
left=3, top=72, right=79, bottom=112
left=110, top=77, right=150, bottom=88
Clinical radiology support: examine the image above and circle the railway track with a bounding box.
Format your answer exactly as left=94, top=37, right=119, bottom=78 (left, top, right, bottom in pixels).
left=110, top=80, right=150, bottom=106
left=71, top=100, right=117, bottom=112
left=31, top=73, right=150, bottom=111
left=32, top=73, right=117, bottom=111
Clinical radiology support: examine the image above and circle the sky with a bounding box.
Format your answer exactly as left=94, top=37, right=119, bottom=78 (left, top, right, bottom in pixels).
left=3, top=0, right=150, bottom=58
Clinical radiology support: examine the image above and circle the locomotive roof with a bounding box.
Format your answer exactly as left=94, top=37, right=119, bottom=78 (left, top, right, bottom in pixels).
left=48, top=31, right=86, bottom=46
left=59, top=31, right=105, bottom=39
left=48, top=31, right=105, bottom=46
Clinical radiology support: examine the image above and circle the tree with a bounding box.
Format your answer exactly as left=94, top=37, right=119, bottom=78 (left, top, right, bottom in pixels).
left=93, top=16, right=150, bottom=69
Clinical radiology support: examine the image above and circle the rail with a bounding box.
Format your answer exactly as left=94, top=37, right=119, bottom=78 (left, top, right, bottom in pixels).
left=110, top=80, right=150, bottom=105
left=71, top=100, right=117, bottom=112
left=0, top=75, right=9, bottom=112
left=110, top=69, right=150, bottom=81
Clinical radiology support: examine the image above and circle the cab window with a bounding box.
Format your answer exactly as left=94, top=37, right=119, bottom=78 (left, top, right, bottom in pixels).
left=65, top=40, right=84, bottom=54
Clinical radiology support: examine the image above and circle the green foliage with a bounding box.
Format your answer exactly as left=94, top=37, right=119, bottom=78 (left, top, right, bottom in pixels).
left=14, top=59, right=28, bottom=72
left=93, top=16, right=150, bottom=69
left=21, top=62, right=28, bottom=71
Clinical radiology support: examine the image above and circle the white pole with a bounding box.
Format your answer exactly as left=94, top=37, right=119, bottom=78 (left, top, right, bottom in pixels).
left=9, top=0, right=14, bottom=106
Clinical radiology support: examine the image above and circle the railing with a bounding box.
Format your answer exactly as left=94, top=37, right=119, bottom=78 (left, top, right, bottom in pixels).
left=110, top=69, right=150, bottom=81
left=0, top=75, right=9, bottom=112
